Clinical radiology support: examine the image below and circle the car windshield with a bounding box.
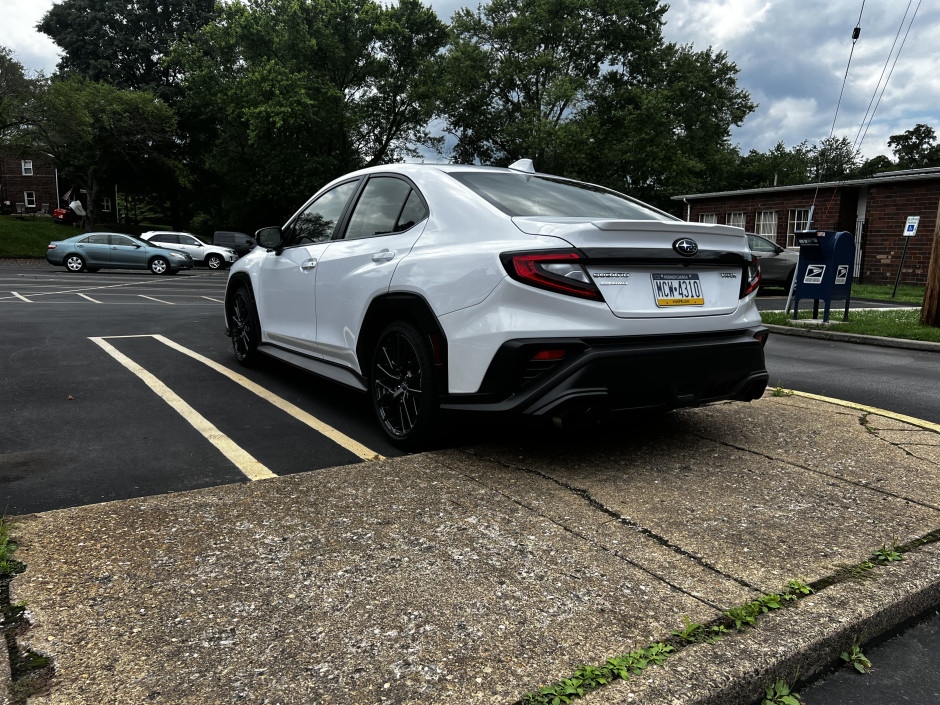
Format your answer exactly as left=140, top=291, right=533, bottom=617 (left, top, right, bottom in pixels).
left=448, top=171, right=676, bottom=221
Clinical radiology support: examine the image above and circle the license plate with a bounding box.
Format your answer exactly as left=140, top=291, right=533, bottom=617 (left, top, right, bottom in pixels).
left=651, top=273, right=705, bottom=307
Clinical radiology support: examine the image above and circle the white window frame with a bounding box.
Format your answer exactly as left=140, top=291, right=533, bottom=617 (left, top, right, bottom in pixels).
left=756, top=210, right=777, bottom=239
left=24, top=191, right=36, bottom=208
left=786, top=208, right=810, bottom=248
left=698, top=213, right=718, bottom=224
left=726, top=212, right=745, bottom=229
left=21, top=160, right=33, bottom=176
left=101, top=197, right=112, bottom=213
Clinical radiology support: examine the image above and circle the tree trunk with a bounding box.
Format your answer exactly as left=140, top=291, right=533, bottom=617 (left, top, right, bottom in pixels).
left=921, top=195, right=940, bottom=327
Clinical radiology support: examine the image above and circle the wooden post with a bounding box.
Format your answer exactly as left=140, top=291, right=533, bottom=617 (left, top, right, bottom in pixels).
left=921, top=195, right=940, bottom=327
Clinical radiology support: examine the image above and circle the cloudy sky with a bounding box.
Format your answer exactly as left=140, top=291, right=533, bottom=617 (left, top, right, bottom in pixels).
left=2, top=0, right=937, bottom=160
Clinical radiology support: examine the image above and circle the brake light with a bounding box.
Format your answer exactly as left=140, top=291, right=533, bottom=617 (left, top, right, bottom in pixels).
left=503, top=251, right=602, bottom=301
left=741, top=258, right=761, bottom=297
left=47, top=244, right=57, bottom=249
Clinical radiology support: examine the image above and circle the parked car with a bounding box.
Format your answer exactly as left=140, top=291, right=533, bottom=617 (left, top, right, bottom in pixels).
left=213, top=231, right=256, bottom=256
left=747, top=233, right=799, bottom=290
left=224, top=161, right=768, bottom=447
left=46, top=232, right=194, bottom=274
left=141, top=231, right=238, bottom=269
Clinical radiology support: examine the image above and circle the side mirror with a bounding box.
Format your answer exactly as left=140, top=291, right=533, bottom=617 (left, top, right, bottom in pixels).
left=256, top=226, right=283, bottom=250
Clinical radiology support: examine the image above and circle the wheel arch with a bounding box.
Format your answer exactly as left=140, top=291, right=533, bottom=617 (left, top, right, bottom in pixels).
left=225, top=272, right=256, bottom=313
left=357, top=293, right=448, bottom=390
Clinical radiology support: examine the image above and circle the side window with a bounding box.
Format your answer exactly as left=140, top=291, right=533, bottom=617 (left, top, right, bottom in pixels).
left=179, top=235, right=200, bottom=246
left=286, top=180, right=359, bottom=247
left=395, top=189, right=429, bottom=232
left=110, top=234, right=137, bottom=247
left=344, top=178, right=414, bottom=240
left=748, top=236, right=775, bottom=253
left=153, top=234, right=179, bottom=244
left=83, top=234, right=111, bottom=245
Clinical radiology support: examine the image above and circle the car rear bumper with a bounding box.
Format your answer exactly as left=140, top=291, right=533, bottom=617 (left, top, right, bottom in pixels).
left=440, top=327, right=769, bottom=417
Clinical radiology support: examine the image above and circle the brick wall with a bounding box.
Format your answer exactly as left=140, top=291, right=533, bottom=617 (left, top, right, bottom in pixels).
left=0, top=157, right=59, bottom=212
left=862, top=182, right=937, bottom=285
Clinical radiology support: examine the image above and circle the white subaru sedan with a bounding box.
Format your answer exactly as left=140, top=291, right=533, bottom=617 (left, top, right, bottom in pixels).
left=224, top=161, right=768, bottom=447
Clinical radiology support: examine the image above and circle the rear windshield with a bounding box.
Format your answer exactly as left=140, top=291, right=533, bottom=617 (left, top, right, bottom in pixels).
left=448, top=172, right=676, bottom=221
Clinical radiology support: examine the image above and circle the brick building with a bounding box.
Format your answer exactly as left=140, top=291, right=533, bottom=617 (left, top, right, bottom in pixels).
left=672, top=168, right=940, bottom=286
left=0, top=156, right=60, bottom=214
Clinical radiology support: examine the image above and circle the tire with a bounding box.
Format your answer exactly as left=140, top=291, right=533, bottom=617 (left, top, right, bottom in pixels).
left=65, top=254, right=86, bottom=273
left=228, top=286, right=261, bottom=365
left=150, top=257, right=170, bottom=275
left=206, top=254, right=223, bottom=270
left=370, top=321, right=439, bottom=448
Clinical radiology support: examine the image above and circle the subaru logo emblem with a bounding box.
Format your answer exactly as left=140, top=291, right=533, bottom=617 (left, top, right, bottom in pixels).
left=673, top=238, right=698, bottom=256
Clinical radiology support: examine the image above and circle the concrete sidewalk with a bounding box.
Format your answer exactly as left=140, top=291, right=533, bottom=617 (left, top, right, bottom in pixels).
left=5, top=393, right=940, bottom=704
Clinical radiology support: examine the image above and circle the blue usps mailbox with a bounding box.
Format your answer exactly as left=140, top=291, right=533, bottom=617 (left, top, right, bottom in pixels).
left=792, top=230, right=855, bottom=323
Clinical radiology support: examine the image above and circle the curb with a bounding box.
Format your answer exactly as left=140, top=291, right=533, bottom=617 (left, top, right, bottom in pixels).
left=765, top=323, right=940, bottom=353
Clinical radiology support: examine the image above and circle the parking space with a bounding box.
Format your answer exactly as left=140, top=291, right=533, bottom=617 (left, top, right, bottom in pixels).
left=1, top=264, right=400, bottom=515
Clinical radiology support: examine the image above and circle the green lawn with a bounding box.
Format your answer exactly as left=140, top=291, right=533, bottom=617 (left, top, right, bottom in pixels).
left=761, top=308, right=940, bottom=343
left=851, top=282, right=925, bottom=305
left=0, top=214, right=171, bottom=257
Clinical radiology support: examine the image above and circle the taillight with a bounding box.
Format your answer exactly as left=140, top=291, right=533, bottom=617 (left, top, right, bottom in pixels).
left=502, top=251, right=602, bottom=301
left=47, top=244, right=57, bottom=250
left=741, top=258, right=761, bottom=297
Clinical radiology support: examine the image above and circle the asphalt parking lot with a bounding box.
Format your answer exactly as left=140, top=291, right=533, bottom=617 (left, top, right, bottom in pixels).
left=1, top=264, right=403, bottom=514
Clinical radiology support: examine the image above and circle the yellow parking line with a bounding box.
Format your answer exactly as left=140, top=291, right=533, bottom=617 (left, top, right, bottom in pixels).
left=89, top=337, right=277, bottom=481
left=151, top=334, right=384, bottom=462
left=785, top=390, right=940, bottom=433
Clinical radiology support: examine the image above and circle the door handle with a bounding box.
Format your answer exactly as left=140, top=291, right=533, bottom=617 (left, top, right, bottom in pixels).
left=372, top=249, right=395, bottom=262
left=300, top=258, right=317, bottom=272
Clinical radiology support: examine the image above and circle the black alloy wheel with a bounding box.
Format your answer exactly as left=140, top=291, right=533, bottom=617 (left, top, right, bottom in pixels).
left=228, top=286, right=261, bottom=365
left=371, top=321, right=439, bottom=447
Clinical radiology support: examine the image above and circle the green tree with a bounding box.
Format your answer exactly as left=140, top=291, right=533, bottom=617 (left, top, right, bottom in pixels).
left=734, top=141, right=812, bottom=189
left=888, top=124, right=940, bottom=170
left=0, top=47, right=40, bottom=146
left=15, top=77, right=176, bottom=227
left=171, top=0, right=446, bottom=230
left=809, top=136, right=861, bottom=182
left=37, top=0, right=217, bottom=102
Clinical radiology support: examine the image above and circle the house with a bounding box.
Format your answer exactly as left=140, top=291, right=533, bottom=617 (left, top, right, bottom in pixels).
left=672, top=168, right=940, bottom=286
left=0, top=156, right=59, bottom=215
left=0, top=156, right=118, bottom=219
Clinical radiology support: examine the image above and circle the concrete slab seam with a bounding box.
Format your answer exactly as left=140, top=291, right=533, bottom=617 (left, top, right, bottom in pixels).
left=693, top=425, right=940, bottom=515
left=458, top=450, right=762, bottom=602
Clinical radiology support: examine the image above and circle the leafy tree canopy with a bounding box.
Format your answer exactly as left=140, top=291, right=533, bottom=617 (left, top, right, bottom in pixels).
left=0, top=47, right=41, bottom=148
left=888, top=123, right=940, bottom=170
left=38, top=0, right=217, bottom=101
left=171, top=0, right=447, bottom=229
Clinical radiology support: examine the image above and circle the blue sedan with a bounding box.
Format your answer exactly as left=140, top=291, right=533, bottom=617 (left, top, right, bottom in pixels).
left=46, top=232, right=194, bottom=275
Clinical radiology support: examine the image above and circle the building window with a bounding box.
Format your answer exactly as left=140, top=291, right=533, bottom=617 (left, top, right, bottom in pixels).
left=698, top=213, right=717, bottom=224
left=756, top=211, right=777, bottom=239
left=727, top=212, right=745, bottom=229
left=21, top=160, right=33, bottom=176
left=24, top=191, right=36, bottom=208
left=101, top=197, right=112, bottom=213
left=787, top=208, right=811, bottom=247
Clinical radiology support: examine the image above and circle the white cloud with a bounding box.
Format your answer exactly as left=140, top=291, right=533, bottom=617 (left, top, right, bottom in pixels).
left=0, top=0, right=61, bottom=74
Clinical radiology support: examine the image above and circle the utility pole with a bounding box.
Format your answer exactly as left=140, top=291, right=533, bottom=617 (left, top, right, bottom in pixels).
left=922, top=195, right=940, bottom=326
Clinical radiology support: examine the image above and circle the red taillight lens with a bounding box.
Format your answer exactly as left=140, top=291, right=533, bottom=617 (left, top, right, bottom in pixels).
left=741, top=258, right=761, bottom=297
left=47, top=244, right=57, bottom=249
left=503, top=251, right=602, bottom=301
left=532, top=349, right=566, bottom=361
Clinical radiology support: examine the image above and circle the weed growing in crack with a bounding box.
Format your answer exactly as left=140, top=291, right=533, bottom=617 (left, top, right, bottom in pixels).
left=761, top=676, right=801, bottom=705
left=771, top=386, right=794, bottom=397
left=874, top=542, right=904, bottom=564
left=841, top=641, right=873, bottom=674
left=518, top=644, right=675, bottom=704
left=783, top=579, right=814, bottom=600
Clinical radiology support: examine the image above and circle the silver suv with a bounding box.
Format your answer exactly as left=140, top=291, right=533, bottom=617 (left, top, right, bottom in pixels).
left=141, top=231, right=238, bottom=270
